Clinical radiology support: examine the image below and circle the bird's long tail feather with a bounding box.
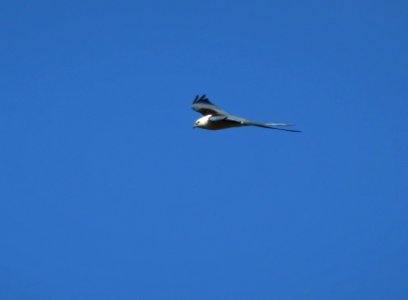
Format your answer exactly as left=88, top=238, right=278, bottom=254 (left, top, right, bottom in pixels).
left=249, top=122, right=301, bottom=132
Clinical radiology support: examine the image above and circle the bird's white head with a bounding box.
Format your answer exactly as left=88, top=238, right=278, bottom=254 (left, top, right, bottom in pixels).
left=194, top=115, right=212, bottom=129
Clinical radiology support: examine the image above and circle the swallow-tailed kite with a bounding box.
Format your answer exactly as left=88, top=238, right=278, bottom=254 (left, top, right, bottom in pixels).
left=192, top=95, right=301, bottom=132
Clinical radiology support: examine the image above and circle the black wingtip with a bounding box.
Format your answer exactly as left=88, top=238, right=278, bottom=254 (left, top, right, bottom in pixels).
left=193, top=94, right=213, bottom=105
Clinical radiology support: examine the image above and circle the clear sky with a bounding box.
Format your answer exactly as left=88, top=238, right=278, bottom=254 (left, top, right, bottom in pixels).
left=1, top=0, right=407, bottom=299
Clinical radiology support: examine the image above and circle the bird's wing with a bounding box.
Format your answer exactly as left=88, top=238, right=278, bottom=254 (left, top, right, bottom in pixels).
left=209, top=115, right=228, bottom=122
left=192, top=95, right=228, bottom=116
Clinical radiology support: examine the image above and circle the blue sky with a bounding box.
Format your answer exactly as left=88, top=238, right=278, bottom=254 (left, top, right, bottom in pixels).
left=1, top=0, right=407, bottom=299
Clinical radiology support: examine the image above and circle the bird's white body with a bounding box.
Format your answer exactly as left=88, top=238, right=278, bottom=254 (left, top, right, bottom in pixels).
left=194, top=115, right=243, bottom=130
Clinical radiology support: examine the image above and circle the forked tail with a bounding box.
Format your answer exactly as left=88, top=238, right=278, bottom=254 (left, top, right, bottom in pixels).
left=249, top=122, right=302, bottom=132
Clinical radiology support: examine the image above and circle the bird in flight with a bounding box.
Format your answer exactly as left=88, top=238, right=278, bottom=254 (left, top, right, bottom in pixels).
left=192, top=95, right=301, bottom=132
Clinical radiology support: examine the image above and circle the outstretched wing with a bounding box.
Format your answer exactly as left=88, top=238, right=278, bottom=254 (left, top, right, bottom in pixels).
left=210, top=115, right=245, bottom=123
left=192, top=95, right=228, bottom=116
